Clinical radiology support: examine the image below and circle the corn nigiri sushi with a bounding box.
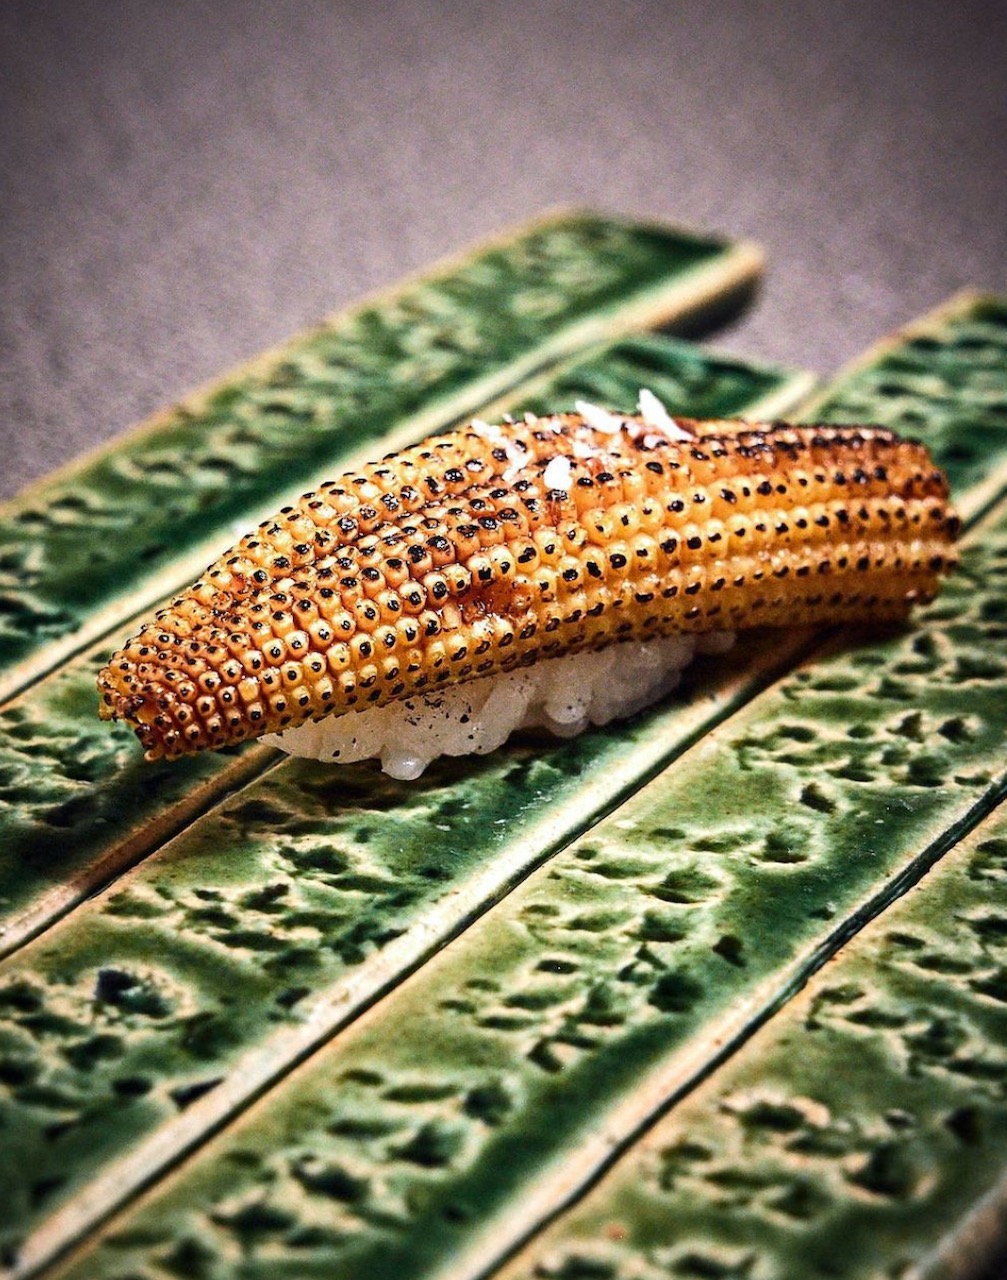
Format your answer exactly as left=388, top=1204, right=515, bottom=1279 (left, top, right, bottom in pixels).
left=98, top=394, right=958, bottom=778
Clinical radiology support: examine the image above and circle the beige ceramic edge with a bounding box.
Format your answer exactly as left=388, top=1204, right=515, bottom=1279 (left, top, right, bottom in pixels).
left=917, top=1167, right=1007, bottom=1280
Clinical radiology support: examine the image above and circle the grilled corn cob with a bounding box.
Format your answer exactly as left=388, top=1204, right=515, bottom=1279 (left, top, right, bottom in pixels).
left=99, top=404, right=958, bottom=761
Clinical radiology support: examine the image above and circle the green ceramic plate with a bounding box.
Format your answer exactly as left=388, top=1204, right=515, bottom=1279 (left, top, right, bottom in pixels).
left=497, top=797, right=1007, bottom=1280
left=0, top=215, right=1005, bottom=1280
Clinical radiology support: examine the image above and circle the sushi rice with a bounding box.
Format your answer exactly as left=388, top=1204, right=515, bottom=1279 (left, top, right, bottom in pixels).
left=264, top=631, right=735, bottom=780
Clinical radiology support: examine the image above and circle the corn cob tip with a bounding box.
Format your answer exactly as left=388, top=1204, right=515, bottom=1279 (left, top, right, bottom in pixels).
left=98, top=407, right=959, bottom=762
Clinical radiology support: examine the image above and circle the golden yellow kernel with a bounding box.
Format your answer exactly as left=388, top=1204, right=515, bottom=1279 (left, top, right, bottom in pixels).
left=97, top=413, right=958, bottom=760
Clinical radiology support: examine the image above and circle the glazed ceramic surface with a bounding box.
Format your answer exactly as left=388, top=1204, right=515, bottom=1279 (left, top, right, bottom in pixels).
left=497, top=803, right=1007, bottom=1280
left=0, top=213, right=760, bottom=700
left=0, top=215, right=1004, bottom=1280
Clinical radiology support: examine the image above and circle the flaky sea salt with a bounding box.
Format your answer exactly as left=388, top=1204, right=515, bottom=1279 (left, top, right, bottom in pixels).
left=542, top=455, right=572, bottom=491
left=637, top=388, right=692, bottom=441
left=575, top=399, right=625, bottom=435
left=472, top=417, right=527, bottom=483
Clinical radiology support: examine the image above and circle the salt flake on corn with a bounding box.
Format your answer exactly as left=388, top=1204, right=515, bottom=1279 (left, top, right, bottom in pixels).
left=637, top=387, right=692, bottom=441
left=574, top=399, right=625, bottom=434
left=474, top=417, right=527, bottom=483
left=542, top=455, right=573, bottom=492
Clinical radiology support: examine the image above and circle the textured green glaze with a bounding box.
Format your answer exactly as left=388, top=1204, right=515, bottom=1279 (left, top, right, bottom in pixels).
left=0, top=622, right=816, bottom=1261
left=805, top=293, right=1007, bottom=517
left=4, top=293, right=1007, bottom=1278
left=0, top=213, right=759, bottom=694
left=499, top=809, right=1007, bottom=1280
left=0, top=336, right=807, bottom=959
left=4, top=274, right=1006, bottom=1280
left=497, top=332, right=815, bottom=421
left=44, top=498, right=1007, bottom=1280
left=0, top=646, right=274, bottom=959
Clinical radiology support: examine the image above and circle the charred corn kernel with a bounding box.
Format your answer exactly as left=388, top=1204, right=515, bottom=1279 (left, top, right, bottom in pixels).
left=98, top=411, right=959, bottom=761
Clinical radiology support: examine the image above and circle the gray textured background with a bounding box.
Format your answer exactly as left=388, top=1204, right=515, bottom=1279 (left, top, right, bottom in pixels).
left=1, top=0, right=1005, bottom=501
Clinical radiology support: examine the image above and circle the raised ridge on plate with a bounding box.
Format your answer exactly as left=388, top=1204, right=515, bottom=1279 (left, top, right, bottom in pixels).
left=494, top=804, right=1007, bottom=1280
left=0, top=211, right=762, bottom=702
